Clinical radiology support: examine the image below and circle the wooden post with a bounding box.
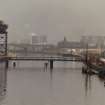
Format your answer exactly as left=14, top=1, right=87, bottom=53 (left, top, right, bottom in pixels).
left=50, top=60, right=53, bottom=69
left=5, top=60, right=8, bottom=69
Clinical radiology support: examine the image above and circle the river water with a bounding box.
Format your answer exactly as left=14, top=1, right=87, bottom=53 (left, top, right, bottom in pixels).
left=0, top=61, right=105, bottom=105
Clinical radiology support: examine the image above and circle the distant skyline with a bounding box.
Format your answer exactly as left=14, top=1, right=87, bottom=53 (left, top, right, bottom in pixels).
left=1, top=0, right=105, bottom=44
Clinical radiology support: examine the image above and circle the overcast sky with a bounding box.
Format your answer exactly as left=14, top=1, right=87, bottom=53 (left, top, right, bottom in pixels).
left=0, top=0, right=105, bottom=43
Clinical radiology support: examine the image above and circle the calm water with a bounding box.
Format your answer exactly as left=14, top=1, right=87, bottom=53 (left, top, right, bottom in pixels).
left=0, top=61, right=105, bottom=105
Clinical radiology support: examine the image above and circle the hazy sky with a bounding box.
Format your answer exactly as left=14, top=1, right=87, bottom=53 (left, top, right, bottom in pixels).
left=1, top=0, right=105, bottom=43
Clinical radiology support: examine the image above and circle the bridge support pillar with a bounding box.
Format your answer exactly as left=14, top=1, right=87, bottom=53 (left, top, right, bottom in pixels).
left=50, top=60, right=53, bottom=69
left=5, top=60, right=9, bottom=69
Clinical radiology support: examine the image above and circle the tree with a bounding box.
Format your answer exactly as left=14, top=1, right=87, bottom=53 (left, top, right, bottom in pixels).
left=0, top=20, right=8, bottom=34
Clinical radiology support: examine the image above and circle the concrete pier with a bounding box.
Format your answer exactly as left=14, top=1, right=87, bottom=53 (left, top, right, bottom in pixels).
left=50, top=60, right=53, bottom=69
left=5, top=60, right=9, bottom=69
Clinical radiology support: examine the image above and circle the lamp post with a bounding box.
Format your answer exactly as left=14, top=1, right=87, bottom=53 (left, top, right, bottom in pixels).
left=5, top=32, right=8, bottom=56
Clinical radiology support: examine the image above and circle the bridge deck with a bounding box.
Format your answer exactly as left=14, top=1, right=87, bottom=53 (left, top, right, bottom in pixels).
left=8, top=56, right=82, bottom=62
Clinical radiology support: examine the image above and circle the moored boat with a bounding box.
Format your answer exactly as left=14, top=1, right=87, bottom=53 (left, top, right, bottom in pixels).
left=82, top=52, right=105, bottom=78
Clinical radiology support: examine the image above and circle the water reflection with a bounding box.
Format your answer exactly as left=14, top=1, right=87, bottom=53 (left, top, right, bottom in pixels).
left=1, top=61, right=105, bottom=105
left=84, top=74, right=91, bottom=96
left=0, top=61, right=8, bottom=103
left=50, top=68, right=53, bottom=80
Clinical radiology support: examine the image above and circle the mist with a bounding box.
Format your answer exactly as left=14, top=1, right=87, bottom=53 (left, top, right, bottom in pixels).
left=0, top=0, right=105, bottom=43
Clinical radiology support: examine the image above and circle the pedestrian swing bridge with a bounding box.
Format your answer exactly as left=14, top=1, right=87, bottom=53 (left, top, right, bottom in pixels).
left=1, top=55, right=82, bottom=69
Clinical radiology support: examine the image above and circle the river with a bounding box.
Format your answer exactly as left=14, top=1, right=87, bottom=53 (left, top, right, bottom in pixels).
left=0, top=61, right=105, bottom=105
